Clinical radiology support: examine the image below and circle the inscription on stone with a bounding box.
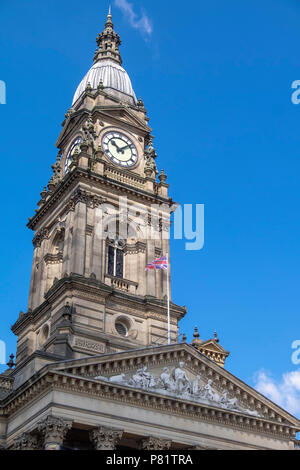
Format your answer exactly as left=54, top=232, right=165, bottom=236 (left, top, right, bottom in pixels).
left=74, top=337, right=105, bottom=353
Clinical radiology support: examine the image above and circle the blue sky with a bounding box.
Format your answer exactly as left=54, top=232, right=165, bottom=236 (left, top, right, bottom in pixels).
left=1, top=0, right=300, bottom=416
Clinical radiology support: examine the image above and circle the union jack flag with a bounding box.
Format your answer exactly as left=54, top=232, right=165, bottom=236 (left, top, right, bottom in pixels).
left=145, top=256, right=168, bottom=271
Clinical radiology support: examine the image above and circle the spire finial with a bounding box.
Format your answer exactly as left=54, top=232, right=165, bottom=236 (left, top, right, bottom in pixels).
left=94, top=8, right=122, bottom=65
left=193, top=326, right=200, bottom=339
left=105, top=5, right=113, bottom=28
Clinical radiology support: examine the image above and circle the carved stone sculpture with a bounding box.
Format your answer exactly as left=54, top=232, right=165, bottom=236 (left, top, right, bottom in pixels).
left=37, top=415, right=72, bottom=450
left=171, top=362, right=191, bottom=394
left=13, top=432, right=39, bottom=450
left=90, top=426, right=123, bottom=450
left=202, top=379, right=215, bottom=401
left=158, top=367, right=175, bottom=392
left=97, top=363, right=261, bottom=417
left=140, top=436, right=172, bottom=450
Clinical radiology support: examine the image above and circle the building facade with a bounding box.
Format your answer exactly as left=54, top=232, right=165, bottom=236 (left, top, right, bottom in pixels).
left=0, top=11, right=300, bottom=450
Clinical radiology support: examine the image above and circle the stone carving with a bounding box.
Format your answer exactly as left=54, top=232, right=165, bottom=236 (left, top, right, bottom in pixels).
left=37, top=415, right=72, bottom=449
left=74, top=338, right=105, bottom=353
left=140, top=436, right=171, bottom=450
left=129, top=366, right=156, bottom=389
left=95, top=363, right=260, bottom=417
left=144, top=138, right=158, bottom=177
left=48, top=153, right=63, bottom=189
left=81, top=115, right=96, bottom=154
left=32, top=227, right=49, bottom=248
left=90, top=426, right=123, bottom=450
left=13, top=431, right=39, bottom=450
left=172, top=362, right=191, bottom=395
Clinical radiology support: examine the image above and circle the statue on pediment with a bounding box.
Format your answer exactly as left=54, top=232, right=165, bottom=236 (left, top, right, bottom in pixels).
left=202, top=379, right=215, bottom=401
left=171, top=362, right=191, bottom=395
left=192, top=375, right=203, bottom=397
left=130, top=366, right=156, bottom=389
left=158, top=367, right=176, bottom=392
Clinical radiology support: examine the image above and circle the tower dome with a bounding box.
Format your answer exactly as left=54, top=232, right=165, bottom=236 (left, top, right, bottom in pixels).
left=72, top=9, right=137, bottom=106
left=72, top=59, right=137, bottom=106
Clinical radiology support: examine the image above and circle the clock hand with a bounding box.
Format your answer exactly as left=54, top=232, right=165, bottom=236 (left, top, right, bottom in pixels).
left=111, top=140, right=121, bottom=153
left=119, top=144, right=130, bottom=152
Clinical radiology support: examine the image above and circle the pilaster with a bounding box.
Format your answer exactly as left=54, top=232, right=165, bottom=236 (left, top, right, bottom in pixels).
left=70, top=201, right=87, bottom=274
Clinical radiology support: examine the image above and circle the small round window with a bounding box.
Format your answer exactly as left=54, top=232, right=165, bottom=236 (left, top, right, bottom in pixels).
left=115, top=321, right=128, bottom=337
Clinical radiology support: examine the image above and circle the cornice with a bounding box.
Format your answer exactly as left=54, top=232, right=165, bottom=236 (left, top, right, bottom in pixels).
left=0, top=366, right=297, bottom=441
left=51, top=343, right=300, bottom=429
left=11, top=274, right=186, bottom=336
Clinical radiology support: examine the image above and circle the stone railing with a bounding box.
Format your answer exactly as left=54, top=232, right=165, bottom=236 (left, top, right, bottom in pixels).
left=105, top=165, right=145, bottom=190
left=104, top=274, right=138, bottom=294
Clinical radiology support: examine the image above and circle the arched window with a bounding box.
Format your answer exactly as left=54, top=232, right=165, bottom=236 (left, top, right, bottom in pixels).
left=107, top=237, right=125, bottom=278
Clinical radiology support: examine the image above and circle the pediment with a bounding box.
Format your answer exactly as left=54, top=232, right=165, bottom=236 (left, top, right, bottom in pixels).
left=93, top=107, right=151, bottom=133
left=50, top=343, right=300, bottom=428
left=56, top=107, right=151, bottom=149
left=200, top=340, right=228, bottom=353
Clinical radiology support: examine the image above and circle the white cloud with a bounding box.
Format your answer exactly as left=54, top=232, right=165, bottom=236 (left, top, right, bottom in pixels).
left=114, top=0, right=153, bottom=36
left=254, top=369, right=300, bottom=416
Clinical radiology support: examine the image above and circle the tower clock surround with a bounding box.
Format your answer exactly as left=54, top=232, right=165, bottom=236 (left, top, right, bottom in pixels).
left=102, top=129, right=139, bottom=168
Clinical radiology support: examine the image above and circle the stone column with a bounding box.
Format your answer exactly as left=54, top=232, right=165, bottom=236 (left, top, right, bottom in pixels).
left=140, top=436, right=172, bottom=450
left=13, top=432, right=39, bottom=450
left=37, top=415, right=72, bottom=450
left=90, top=426, right=123, bottom=450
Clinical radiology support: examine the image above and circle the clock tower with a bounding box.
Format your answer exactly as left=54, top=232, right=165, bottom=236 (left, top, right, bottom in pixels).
left=11, top=10, right=186, bottom=386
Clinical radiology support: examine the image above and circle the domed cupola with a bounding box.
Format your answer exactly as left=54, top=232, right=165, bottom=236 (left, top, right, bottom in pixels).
left=72, top=8, right=137, bottom=106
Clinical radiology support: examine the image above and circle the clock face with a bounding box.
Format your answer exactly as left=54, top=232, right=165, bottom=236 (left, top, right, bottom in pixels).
left=64, top=136, right=82, bottom=174
left=102, top=131, right=138, bottom=168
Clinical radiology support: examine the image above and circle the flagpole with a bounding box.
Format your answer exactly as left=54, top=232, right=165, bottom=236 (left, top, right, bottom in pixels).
left=166, top=252, right=171, bottom=345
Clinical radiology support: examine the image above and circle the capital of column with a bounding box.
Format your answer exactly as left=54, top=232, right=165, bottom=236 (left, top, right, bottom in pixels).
left=37, top=415, right=72, bottom=450
left=13, top=431, right=39, bottom=450
left=140, top=436, right=172, bottom=450
left=90, top=426, right=123, bottom=450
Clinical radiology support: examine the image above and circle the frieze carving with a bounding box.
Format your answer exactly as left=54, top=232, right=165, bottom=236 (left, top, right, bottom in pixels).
left=95, top=362, right=260, bottom=417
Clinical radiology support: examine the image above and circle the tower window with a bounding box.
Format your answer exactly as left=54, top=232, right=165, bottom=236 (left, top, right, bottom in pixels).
left=107, top=238, right=125, bottom=278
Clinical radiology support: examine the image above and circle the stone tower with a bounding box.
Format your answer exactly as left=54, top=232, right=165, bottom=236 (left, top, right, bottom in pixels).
left=1, top=11, right=300, bottom=451
left=11, top=11, right=186, bottom=388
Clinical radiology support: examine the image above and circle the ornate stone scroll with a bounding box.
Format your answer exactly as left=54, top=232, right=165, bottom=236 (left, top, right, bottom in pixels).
left=90, top=426, right=123, bottom=450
